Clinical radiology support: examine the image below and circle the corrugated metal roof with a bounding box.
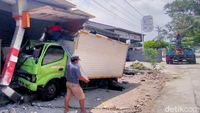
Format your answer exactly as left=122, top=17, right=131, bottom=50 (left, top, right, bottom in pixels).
left=35, top=0, right=76, bottom=9
left=85, top=21, right=115, bottom=30
left=29, top=6, right=93, bottom=21
left=113, top=28, right=144, bottom=36
left=1, top=0, right=75, bottom=9
left=1, top=0, right=94, bottom=19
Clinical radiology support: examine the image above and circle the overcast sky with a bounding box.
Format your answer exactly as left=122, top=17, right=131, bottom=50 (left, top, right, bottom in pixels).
left=67, top=0, right=173, bottom=41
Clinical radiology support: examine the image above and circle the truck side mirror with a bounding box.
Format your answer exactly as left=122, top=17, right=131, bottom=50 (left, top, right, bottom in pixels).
left=33, top=48, right=40, bottom=63
left=35, top=58, right=38, bottom=64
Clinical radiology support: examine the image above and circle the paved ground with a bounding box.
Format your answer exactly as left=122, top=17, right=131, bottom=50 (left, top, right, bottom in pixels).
left=152, top=59, right=200, bottom=113
left=0, top=62, right=164, bottom=113
left=3, top=59, right=200, bottom=113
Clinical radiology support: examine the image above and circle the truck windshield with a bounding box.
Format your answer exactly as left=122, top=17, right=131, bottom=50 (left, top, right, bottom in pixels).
left=24, top=44, right=44, bottom=58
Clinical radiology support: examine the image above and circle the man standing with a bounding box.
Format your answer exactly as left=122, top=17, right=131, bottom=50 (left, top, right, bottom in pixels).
left=176, top=33, right=182, bottom=48
left=65, top=56, right=89, bottom=113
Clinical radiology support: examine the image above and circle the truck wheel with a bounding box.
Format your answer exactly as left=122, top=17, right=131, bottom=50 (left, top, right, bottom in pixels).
left=193, top=58, right=196, bottom=64
left=166, top=59, right=173, bottom=64
left=41, top=80, right=59, bottom=101
left=167, top=61, right=173, bottom=64
left=193, top=55, right=197, bottom=64
left=189, top=56, right=196, bottom=64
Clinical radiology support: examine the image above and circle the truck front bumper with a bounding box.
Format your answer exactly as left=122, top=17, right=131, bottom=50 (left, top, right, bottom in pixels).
left=18, top=78, right=37, bottom=91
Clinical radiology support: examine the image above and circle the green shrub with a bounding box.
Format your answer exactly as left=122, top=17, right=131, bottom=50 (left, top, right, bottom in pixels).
left=144, top=40, right=169, bottom=49
left=144, top=48, right=158, bottom=68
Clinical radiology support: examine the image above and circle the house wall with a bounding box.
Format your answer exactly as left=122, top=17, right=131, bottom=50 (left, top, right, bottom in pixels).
left=127, top=48, right=162, bottom=62
left=114, top=30, right=142, bottom=42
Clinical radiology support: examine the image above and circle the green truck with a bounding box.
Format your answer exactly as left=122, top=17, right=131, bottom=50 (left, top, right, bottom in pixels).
left=14, top=31, right=128, bottom=101
left=16, top=42, right=68, bottom=100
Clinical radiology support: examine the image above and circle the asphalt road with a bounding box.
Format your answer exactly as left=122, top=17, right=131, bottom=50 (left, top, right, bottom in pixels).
left=153, top=59, right=200, bottom=113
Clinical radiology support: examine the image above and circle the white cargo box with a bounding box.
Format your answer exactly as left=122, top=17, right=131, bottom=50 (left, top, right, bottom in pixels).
left=71, top=31, right=128, bottom=79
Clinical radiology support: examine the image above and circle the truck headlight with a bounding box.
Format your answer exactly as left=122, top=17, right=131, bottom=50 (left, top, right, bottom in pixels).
left=25, top=74, right=36, bottom=83
left=31, top=74, right=37, bottom=83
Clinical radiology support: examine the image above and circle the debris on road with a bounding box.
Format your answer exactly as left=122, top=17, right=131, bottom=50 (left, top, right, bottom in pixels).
left=0, top=92, right=10, bottom=107
left=0, top=62, right=166, bottom=113
left=124, top=63, right=147, bottom=75
left=130, top=62, right=148, bottom=70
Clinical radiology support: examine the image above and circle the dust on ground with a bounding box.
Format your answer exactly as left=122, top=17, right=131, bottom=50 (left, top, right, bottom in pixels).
left=0, top=62, right=166, bottom=113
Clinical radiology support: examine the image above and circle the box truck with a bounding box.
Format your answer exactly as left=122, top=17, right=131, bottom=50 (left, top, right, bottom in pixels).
left=16, top=31, right=128, bottom=100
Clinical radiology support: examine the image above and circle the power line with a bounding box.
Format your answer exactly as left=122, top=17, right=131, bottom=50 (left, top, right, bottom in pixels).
left=78, top=0, right=132, bottom=27
left=91, top=0, right=138, bottom=27
left=124, top=0, right=144, bottom=17
left=125, top=0, right=166, bottom=31
left=111, top=0, right=141, bottom=21
left=101, top=0, right=141, bottom=27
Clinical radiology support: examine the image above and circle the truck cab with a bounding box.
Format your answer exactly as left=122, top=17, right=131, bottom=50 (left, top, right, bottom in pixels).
left=166, top=44, right=196, bottom=64
left=17, top=42, right=67, bottom=100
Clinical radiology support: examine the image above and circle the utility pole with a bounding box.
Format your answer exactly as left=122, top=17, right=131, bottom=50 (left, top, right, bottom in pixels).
left=0, top=0, right=29, bottom=102
left=155, top=26, right=162, bottom=40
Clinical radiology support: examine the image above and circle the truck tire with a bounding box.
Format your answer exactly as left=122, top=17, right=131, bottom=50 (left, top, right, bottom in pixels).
left=40, top=80, right=59, bottom=101
left=167, top=61, right=173, bottom=64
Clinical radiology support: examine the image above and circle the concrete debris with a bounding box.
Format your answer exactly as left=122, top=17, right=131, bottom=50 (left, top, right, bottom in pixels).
left=130, top=62, right=148, bottom=70
left=0, top=61, right=165, bottom=113
left=22, top=106, right=26, bottom=110
left=47, top=104, right=52, bottom=107
left=0, top=110, right=8, bottom=113
left=147, top=71, right=154, bottom=74
left=102, top=103, right=116, bottom=109
left=8, top=108, right=16, bottom=113
left=96, top=98, right=101, bottom=101
left=145, top=94, right=150, bottom=97
left=124, top=62, right=152, bottom=76
left=0, top=107, right=16, bottom=113
left=124, top=67, right=138, bottom=75
left=122, top=81, right=129, bottom=84
left=124, top=68, right=146, bottom=76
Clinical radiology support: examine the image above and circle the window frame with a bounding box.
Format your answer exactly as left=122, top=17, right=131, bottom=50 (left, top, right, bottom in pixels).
left=24, top=44, right=44, bottom=58
left=41, top=45, right=65, bottom=66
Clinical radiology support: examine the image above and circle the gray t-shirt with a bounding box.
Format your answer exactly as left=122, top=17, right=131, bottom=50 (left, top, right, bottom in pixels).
left=65, top=63, right=81, bottom=84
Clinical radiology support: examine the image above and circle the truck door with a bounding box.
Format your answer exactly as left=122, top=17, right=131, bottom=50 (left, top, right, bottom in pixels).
left=38, top=45, right=66, bottom=84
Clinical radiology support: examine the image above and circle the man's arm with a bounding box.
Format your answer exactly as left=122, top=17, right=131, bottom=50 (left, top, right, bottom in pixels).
left=78, top=75, right=89, bottom=83
left=76, top=66, right=89, bottom=83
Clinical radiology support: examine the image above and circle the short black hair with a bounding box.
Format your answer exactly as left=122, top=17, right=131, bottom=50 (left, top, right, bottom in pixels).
left=71, top=56, right=80, bottom=62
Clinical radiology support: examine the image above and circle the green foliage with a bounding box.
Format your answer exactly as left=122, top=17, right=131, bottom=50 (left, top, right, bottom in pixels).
left=144, top=48, right=158, bottom=67
left=182, top=37, right=195, bottom=47
left=165, top=0, right=200, bottom=16
left=163, top=0, right=200, bottom=46
left=144, top=40, right=169, bottom=49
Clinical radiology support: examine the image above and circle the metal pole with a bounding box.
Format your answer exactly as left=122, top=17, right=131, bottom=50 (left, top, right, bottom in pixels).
left=0, top=0, right=27, bottom=102
left=0, top=0, right=26, bottom=86
left=141, top=19, right=144, bottom=49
